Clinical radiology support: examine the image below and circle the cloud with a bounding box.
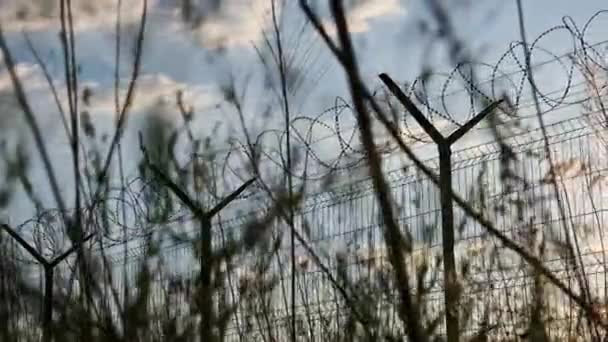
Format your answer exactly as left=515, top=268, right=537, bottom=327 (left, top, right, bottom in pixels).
left=0, top=0, right=411, bottom=224
left=191, top=0, right=273, bottom=49
left=322, top=0, right=407, bottom=36
left=189, top=0, right=407, bottom=49
left=0, top=0, right=148, bottom=32
left=0, top=62, right=66, bottom=135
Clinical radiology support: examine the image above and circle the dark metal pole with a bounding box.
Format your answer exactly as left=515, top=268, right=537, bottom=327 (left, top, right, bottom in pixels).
left=43, top=266, right=54, bottom=342
left=200, top=216, right=213, bottom=342
left=142, top=159, right=256, bottom=342
left=378, top=73, right=502, bottom=342
left=198, top=179, right=255, bottom=342
left=1, top=224, right=96, bottom=342
left=439, top=144, right=458, bottom=342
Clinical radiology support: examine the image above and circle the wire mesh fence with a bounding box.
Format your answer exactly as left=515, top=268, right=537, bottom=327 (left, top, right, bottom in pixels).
left=5, top=24, right=608, bottom=335
left=219, top=109, right=608, bottom=339
left=57, top=110, right=608, bottom=339
left=1, top=5, right=608, bottom=341
left=5, top=110, right=608, bottom=340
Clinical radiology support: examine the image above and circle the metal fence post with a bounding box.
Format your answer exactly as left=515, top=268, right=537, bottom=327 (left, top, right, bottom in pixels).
left=380, top=73, right=502, bottom=342
left=0, top=224, right=95, bottom=342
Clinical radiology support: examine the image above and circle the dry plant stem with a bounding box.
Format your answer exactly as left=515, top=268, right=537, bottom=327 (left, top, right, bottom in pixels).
left=518, top=0, right=589, bottom=294
left=59, top=0, right=80, bottom=205
left=254, top=7, right=301, bottom=328
left=515, top=0, right=597, bottom=336
left=95, top=0, right=147, bottom=197
left=580, top=65, right=608, bottom=311
left=0, top=27, right=68, bottom=221
left=269, top=1, right=297, bottom=340
left=59, top=0, right=93, bottom=313
left=114, top=0, right=123, bottom=123
left=87, top=232, right=125, bottom=332
left=112, top=3, right=131, bottom=332
left=299, top=0, right=608, bottom=331
left=22, top=33, right=70, bottom=137
left=215, top=219, right=245, bottom=342
left=226, top=71, right=293, bottom=318
left=243, top=10, right=371, bottom=336
left=243, top=19, right=376, bottom=336
left=322, top=1, right=428, bottom=341
left=298, top=272, right=315, bottom=340
left=235, top=121, right=374, bottom=336
left=68, top=3, right=146, bottom=309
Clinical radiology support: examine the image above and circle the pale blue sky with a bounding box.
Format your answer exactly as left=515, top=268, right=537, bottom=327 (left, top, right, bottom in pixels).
left=0, top=0, right=607, bottom=230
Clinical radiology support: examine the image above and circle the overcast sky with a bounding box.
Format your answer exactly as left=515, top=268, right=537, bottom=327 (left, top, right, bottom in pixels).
left=0, top=0, right=607, bottom=229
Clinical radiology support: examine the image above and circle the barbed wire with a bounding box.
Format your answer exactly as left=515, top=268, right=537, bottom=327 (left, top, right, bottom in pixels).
left=187, top=10, right=608, bottom=186
left=7, top=10, right=608, bottom=266
left=101, top=9, right=608, bottom=258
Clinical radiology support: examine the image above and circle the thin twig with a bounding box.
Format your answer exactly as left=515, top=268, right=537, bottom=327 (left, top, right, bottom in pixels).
left=0, top=26, right=68, bottom=220
left=269, top=1, right=298, bottom=340
left=327, top=1, right=427, bottom=340
left=515, top=0, right=597, bottom=336
left=22, top=32, right=70, bottom=138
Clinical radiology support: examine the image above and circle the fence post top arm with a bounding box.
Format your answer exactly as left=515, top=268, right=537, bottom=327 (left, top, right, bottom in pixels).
left=0, top=223, right=49, bottom=266
left=446, top=99, right=504, bottom=145
left=378, top=73, right=445, bottom=144
left=49, top=232, right=97, bottom=267
left=206, top=178, right=256, bottom=219
left=1, top=224, right=97, bottom=268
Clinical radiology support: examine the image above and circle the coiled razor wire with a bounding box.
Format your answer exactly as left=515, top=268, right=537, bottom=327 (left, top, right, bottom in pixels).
left=7, top=10, right=608, bottom=262
left=214, top=10, right=608, bottom=182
